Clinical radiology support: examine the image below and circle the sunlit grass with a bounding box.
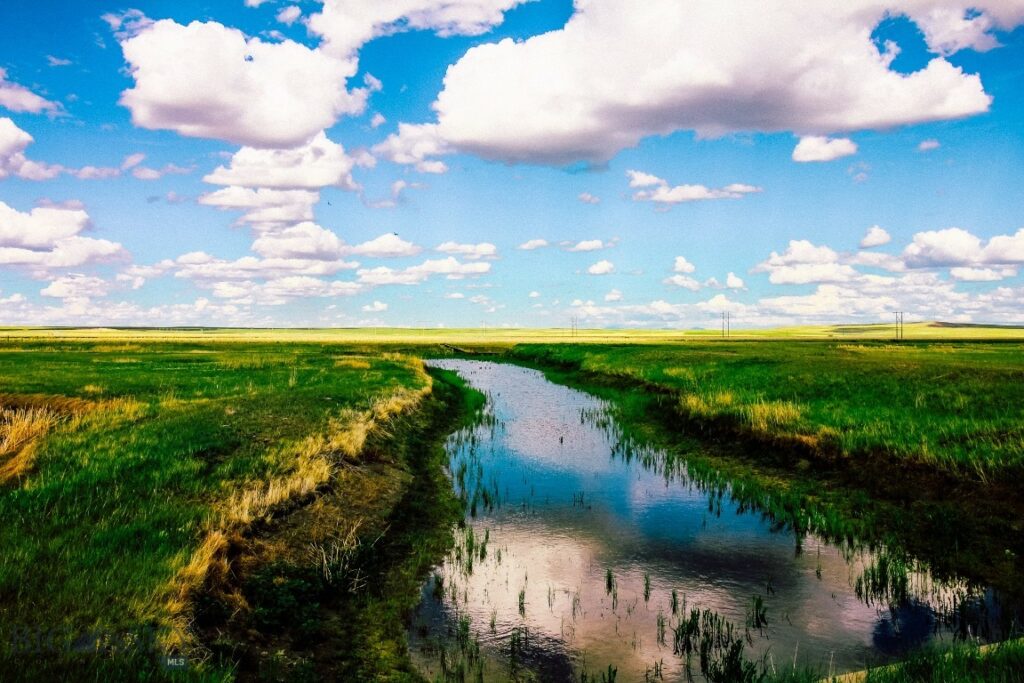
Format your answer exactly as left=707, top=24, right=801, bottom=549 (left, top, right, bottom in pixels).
left=0, top=340, right=432, bottom=675
left=1, top=319, right=1022, bottom=346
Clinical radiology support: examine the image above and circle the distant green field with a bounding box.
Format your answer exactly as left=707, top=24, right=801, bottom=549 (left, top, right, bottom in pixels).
left=1, top=320, right=1023, bottom=344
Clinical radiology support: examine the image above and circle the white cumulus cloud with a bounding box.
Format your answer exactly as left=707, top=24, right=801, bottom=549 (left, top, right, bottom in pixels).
left=0, top=118, right=63, bottom=180
left=436, top=241, right=498, bottom=259
left=204, top=131, right=370, bottom=190
left=117, top=18, right=370, bottom=148
left=0, top=200, right=126, bottom=269
left=792, top=136, right=858, bottom=162
left=276, top=6, right=302, bottom=25
left=627, top=170, right=761, bottom=205
left=405, top=0, right=1016, bottom=165
left=673, top=256, right=696, bottom=273
left=0, top=68, right=59, bottom=114
left=308, top=0, right=532, bottom=58
left=348, top=233, right=422, bottom=258
left=754, top=239, right=859, bottom=284
left=860, top=225, right=892, bottom=248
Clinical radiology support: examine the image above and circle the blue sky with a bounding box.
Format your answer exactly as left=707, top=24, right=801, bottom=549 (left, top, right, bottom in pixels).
left=1, top=0, right=1023, bottom=328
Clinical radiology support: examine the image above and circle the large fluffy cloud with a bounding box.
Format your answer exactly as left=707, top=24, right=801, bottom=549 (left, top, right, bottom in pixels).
left=41, top=274, right=112, bottom=301
left=118, top=19, right=369, bottom=148
left=373, top=123, right=451, bottom=173
left=0, top=201, right=126, bottom=269
left=204, top=131, right=372, bottom=190
left=198, top=187, right=320, bottom=230
left=753, top=239, right=859, bottom=284
left=902, top=227, right=1024, bottom=267
left=401, top=0, right=1023, bottom=165
left=250, top=222, right=346, bottom=260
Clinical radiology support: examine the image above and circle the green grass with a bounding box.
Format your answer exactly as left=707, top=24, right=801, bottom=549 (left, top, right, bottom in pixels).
left=2, top=330, right=1023, bottom=681
left=0, top=340, right=432, bottom=678
left=770, top=639, right=1024, bottom=683
left=852, top=639, right=1024, bottom=682
left=509, top=340, right=1024, bottom=482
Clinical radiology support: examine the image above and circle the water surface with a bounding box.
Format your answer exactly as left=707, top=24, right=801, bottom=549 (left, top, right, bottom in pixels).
left=408, top=360, right=993, bottom=681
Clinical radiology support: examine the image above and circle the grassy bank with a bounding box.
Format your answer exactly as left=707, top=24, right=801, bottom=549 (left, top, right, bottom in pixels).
left=508, top=341, right=1024, bottom=484
left=845, top=638, right=1024, bottom=683
left=0, top=340, right=474, bottom=680
left=194, top=367, right=481, bottom=681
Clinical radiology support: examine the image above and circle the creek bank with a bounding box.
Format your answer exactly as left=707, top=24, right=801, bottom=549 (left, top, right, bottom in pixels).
left=191, top=368, right=481, bottom=681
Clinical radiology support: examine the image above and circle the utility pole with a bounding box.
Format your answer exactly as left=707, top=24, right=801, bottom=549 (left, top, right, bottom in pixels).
left=721, top=311, right=731, bottom=338
left=895, top=311, right=904, bottom=340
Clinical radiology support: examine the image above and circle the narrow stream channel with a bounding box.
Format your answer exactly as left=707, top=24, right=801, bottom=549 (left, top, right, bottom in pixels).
left=407, top=360, right=1002, bottom=681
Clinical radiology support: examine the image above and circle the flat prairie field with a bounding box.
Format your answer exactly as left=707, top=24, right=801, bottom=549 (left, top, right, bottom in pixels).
left=0, top=327, right=1022, bottom=681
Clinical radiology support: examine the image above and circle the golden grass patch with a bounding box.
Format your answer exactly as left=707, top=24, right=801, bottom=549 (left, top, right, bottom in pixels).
left=663, top=367, right=697, bottom=382
left=0, top=396, right=143, bottom=486
left=0, top=407, right=61, bottom=484
left=333, top=357, right=372, bottom=370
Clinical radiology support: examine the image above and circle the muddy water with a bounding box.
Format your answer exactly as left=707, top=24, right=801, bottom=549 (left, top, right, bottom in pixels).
left=408, top=360, right=994, bottom=681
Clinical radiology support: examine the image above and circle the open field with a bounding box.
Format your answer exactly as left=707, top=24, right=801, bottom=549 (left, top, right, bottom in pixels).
left=1, top=329, right=1022, bottom=681
left=0, top=340, right=470, bottom=679
left=2, top=320, right=1024, bottom=345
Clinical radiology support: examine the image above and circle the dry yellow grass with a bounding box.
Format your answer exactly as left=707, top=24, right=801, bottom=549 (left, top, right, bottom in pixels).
left=161, top=532, right=229, bottom=653
left=0, top=407, right=61, bottom=484
left=334, top=357, right=372, bottom=369
left=0, top=397, right=144, bottom=485
left=741, top=399, right=803, bottom=431
left=680, top=391, right=804, bottom=437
